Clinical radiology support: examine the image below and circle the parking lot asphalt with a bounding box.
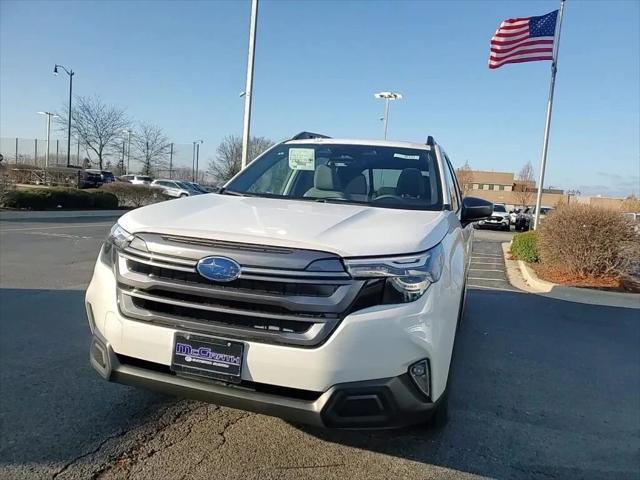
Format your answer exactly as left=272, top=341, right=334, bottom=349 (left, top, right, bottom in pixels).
left=0, top=219, right=638, bottom=480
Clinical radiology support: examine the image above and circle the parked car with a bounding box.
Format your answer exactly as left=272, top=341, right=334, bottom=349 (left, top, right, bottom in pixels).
left=151, top=179, right=201, bottom=198
left=515, top=206, right=555, bottom=231
left=101, top=170, right=116, bottom=183
left=85, top=169, right=116, bottom=184
left=86, top=133, right=493, bottom=429
left=509, top=208, right=521, bottom=225
left=77, top=169, right=103, bottom=189
left=186, top=182, right=210, bottom=194
left=121, top=174, right=153, bottom=185
left=475, top=203, right=510, bottom=231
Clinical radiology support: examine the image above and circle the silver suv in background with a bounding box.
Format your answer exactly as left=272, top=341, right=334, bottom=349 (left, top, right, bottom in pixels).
left=151, top=179, right=202, bottom=198
left=121, top=174, right=153, bottom=185
left=475, top=203, right=510, bottom=231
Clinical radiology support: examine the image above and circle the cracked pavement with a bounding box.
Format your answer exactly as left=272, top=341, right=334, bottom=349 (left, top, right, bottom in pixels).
left=1, top=219, right=639, bottom=480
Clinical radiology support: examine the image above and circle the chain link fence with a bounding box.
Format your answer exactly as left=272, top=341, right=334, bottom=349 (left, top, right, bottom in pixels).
left=0, top=137, right=82, bottom=168
left=1, top=138, right=216, bottom=185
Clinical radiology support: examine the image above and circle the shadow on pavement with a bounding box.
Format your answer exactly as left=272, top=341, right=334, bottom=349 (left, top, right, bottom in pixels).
left=1, top=287, right=638, bottom=479
left=0, top=288, right=171, bottom=467
left=298, top=288, right=640, bottom=479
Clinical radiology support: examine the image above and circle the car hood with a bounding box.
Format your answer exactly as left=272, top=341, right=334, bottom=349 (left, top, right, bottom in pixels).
left=491, top=212, right=509, bottom=219
left=118, top=194, right=450, bottom=257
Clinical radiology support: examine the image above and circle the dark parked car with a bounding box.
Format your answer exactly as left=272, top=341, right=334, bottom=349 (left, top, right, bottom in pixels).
left=77, top=169, right=103, bottom=189
left=100, top=170, right=116, bottom=183
left=85, top=169, right=116, bottom=184
left=515, top=206, right=555, bottom=231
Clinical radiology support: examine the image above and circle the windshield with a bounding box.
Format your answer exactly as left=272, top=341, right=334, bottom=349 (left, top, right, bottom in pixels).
left=224, top=143, right=443, bottom=211
left=494, top=205, right=507, bottom=213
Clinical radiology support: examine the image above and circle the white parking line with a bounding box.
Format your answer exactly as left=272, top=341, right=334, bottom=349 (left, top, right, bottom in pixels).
left=0, top=223, right=112, bottom=232
left=467, top=277, right=508, bottom=282
left=470, top=268, right=504, bottom=272
left=468, top=284, right=515, bottom=292
left=471, top=261, right=503, bottom=265
left=19, top=231, right=94, bottom=239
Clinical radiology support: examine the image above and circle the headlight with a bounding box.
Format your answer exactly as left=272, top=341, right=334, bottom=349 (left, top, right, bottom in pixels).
left=345, top=244, right=444, bottom=303
left=100, top=224, right=133, bottom=266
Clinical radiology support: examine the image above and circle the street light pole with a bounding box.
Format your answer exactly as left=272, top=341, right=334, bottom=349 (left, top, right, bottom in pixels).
left=192, top=140, right=203, bottom=181
left=123, top=129, right=133, bottom=173
left=38, top=112, right=58, bottom=168
left=241, top=0, right=259, bottom=170
left=196, top=142, right=201, bottom=182
left=374, top=91, right=402, bottom=140
left=54, top=64, right=74, bottom=167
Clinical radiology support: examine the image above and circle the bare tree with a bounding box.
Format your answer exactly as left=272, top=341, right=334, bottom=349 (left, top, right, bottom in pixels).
left=513, top=161, right=536, bottom=207
left=57, top=95, right=129, bottom=169
left=132, top=123, right=171, bottom=176
left=208, top=135, right=274, bottom=183
left=455, top=161, right=474, bottom=195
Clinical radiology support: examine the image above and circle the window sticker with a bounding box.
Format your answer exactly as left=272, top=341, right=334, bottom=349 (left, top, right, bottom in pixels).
left=393, top=153, right=420, bottom=160
left=289, top=148, right=315, bottom=170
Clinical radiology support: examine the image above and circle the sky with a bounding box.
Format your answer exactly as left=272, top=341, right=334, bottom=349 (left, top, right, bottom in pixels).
left=1, top=0, right=638, bottom=197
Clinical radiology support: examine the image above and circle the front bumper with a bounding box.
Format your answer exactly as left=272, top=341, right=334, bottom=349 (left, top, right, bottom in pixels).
left=86, top=251, right=459, bottom=428
left=90, top=335, right=439, bottom=428
left=477, top=219, right=509, bottom=228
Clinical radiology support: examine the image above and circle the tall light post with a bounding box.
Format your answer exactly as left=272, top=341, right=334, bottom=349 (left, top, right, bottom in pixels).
left=374, top=91, right=402, bottom=140
left=192, top=140, right=203, bottom=181
left=123, top=129, right=134, bottom=173
left=53, top=64, right=74, bottom=167
left=37, top=111, right=58, bottom=168
left=241, top=0, right=259, bottom=170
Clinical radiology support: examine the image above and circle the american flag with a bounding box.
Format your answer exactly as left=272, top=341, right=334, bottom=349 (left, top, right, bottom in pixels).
left=489, top=10, right=558, bottom=69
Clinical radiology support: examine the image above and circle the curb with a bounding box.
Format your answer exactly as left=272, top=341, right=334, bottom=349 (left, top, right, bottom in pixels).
left=0, top=210, right=125, bottom=220
left=500, top=242, right=534, bottom=292
left=517, top=260, right=555, bottom=293
left=503, top=243, right=640, bottom=309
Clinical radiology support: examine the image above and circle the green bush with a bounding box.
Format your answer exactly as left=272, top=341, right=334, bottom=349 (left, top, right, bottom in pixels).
left=85, top=189, right=119, bottom=209
left=511, top=231, right=539, bottom=263
left=2, top=187, right=118, bottom=210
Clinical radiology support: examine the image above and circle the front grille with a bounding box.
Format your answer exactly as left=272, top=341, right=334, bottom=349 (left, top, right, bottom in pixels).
left=129, top=261, right=339, bottom=297
left=130, top=296, right=313, bottom=334
left=115, top=233, right=363, bottom=347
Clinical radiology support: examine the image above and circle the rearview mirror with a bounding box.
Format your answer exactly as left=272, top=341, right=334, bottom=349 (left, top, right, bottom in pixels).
left=461, top=197, right=493, bottom=226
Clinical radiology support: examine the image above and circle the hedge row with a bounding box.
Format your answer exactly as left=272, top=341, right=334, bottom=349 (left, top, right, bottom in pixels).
left=2, top=187, right=118, bottom=210
left=511, top=231, right=539, bottom=263
left=101, top=183, right=171, bottom=208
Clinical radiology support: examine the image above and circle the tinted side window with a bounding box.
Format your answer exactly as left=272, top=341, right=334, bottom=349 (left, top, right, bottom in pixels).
left=442, top=155, right=460, bottom=212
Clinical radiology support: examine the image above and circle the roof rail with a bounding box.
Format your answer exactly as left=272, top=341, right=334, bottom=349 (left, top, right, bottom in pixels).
left=290, top=131, right=331, bottom=140
left=426, top=136, right=435, bottom=146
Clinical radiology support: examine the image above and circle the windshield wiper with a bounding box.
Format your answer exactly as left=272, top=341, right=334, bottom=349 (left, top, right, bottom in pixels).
left=218, top=188, right=246, bottom=196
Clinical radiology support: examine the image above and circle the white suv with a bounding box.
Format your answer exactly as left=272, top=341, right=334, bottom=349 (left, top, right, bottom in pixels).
left=86, top=133, right=492, bottom=428
left=151, top=179, right=200, bottom=198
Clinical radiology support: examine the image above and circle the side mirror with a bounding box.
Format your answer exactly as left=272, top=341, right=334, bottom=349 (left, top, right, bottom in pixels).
left=461, top=196, right=493, bottom=226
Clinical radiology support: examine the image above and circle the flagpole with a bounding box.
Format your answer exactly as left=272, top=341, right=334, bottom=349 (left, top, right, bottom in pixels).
left=533, top=0, right=566, bottom=230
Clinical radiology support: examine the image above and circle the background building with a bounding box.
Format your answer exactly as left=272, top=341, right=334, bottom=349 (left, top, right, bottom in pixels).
left=465, top=169, right=567, bottom=210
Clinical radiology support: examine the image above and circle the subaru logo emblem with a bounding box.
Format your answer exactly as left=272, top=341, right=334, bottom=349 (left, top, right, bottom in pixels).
left=196, top=256, right=241, bottom=282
